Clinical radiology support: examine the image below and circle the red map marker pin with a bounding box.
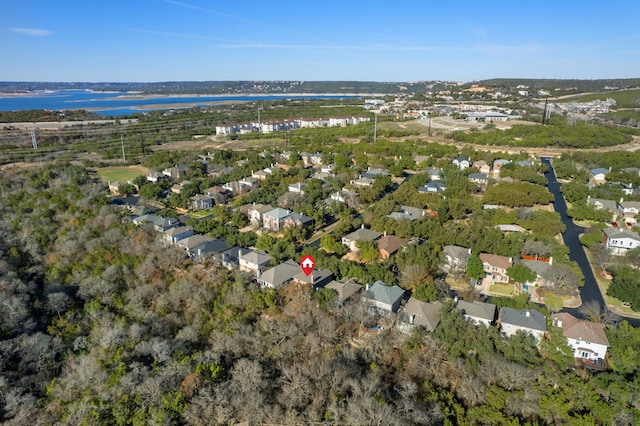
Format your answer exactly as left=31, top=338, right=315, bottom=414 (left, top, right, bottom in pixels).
left=300, top=254, right=315, bottom=276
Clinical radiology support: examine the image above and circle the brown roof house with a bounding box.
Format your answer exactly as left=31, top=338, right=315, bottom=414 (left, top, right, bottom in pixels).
left=480, top=253, right=513, bottom=283
left=552, top=312, right=610, bottom=362
left=398, top=298, right=442, bottom=333
left=377, top=235, right=406, bottom=259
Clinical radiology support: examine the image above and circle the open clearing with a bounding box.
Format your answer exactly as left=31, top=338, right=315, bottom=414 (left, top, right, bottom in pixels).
left=97, top=165, right=149, bottom=182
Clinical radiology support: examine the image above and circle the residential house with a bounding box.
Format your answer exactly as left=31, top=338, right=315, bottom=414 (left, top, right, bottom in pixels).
left=516, top=160, right=534, bottom=167
left=146, top=171, right=166, bottom=183
left=190, top=195, right=214, bottom=211
left=497, top=224, right=526, bottom=233
left=292, top=268, right=334, bottom=290
left=163, top=164, right=188, bottom=179
left=603, top=227, right=640, bottom=255
left=418, top=181, right=447, bottom=193
left=388, top=206, right=426, bottom=222
left=519, top=258, right=553, bottom=287
left=217, top=246, right=245, bottom=270
left=251, top=170, right=270, bottom=181
left=480, top=253, right=513, bottom=283
left=398, top=299, right=442, bottom=333
left=455, top=299, right=496, bottom=327
left=426, top=167, right=442, bottom=181
left=239, top=250, right=272, bottom=275
left=443, top=245, right=471, bottom=276
left=452, top=156, right=471, bottom=170
left=325, top=279, right=363, bottom=305
left=362, top=168, right=390, bottom=179
left=499, top=307, right=547, bottom=343
left=492, top=159, right=511, bottom=173
left=377, top=235, right=406, bottom=259
left=222, top=181, right=245, bottom=195
left=247, top=203, right=274, bottom=227
left=283, top=212, right=314, bottom=229
left=263, top=208, right=292, bottom=232
left=552, top=312, right=610, bottom=362
left=163, top=225, right=195, bottom=245
left=327, top=189, right=360, bottom=209
left=473, top=160, right=491, bottom=174
left=208, top=165, right=234, bottom=179
left=301, top=152, right=323, bottom=166
left=288, top=182, right=306, bottom=194
left=587, top=197, right=617, bottom=219
left=258, top=260, right=300, bottom=289
left=239, top=176, right=259, bottom=191
left=350, top=176, right=375, bottom=188
left=133, top=214, right=179, bottom=233
left=468, top=172, right=489, bottom=186
left=413, top=155, right=430, bottom=166
left=321, top=163, right=336, bottom=174
left=175, top=234, right=216, bottom=259
left=363, top=280, right=406, bottom=314
left=590, top=167, right=610, bottom=184
left=342, top=226, right=383, bottom=251
left=617, top=201, right=640, bottom=224
left=204, top=186, right=231, bottom=202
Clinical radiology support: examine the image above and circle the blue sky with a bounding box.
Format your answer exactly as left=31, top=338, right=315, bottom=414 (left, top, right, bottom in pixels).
left=2, top=0, right=639, bottom=82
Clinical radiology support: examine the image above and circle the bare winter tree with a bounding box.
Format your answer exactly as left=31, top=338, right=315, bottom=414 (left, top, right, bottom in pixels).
left=542, top=263, right=580, bottom=295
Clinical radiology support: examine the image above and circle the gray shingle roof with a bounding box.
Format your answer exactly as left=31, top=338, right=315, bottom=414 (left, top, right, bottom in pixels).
left=500, top=307, right=547, bottom=332
left=364, top=281, right=405, bottom=305
left=456, top=300, right=496, bottom=322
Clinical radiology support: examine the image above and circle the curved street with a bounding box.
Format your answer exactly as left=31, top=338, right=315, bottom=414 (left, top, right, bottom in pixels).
left=541, top=157, right=640, bottom=327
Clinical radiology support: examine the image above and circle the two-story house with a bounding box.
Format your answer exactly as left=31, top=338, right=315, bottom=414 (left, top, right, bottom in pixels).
left=258, top=260, right=300, bottom=289
left=398, top=298, right=442, bottom=333
left=480, top=253, right=513, bottom=283
left=603, top=227, right=640, bottom=255
left=263, top=208, right=292, bottom=232
left=190, top=195, right=214, bottom=211
left=452, top=156, right=471, bottom=170
left=499, top=307, right=547, bottom=343
left=617, top=201, right=640, bottom=225
left=239, top=250, right=272, bottom=275
left=341, top=226, right=382, bottom=252
left=443, top=245, right=471, bottom=277
left=455, top=299, right=496, bottom=327
left=362, top=280, right=406, bottom=314
left=552, top=312, right=610, bottom=362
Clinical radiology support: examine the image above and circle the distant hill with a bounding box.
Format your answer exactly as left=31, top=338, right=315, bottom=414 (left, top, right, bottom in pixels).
left=1, top=78, right=639, bottom=96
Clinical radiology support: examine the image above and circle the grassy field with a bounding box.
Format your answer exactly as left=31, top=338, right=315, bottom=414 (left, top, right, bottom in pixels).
left=189, top=209, right=215, bottom=219
left=489, top=283, right=515, bottom=296
left=97, top=165, right=149, bottom=183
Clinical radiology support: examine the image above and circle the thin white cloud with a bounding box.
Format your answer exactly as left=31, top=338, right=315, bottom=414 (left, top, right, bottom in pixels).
left=7, top=27, right=54, bottom=36
left=129, top=28, right=232, bottom=42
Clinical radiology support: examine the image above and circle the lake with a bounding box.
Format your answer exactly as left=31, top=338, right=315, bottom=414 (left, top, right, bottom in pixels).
left=0, top=90, right=358, bottom=116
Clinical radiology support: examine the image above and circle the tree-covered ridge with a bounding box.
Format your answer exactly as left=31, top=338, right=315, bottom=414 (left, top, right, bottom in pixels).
left=0, top=162, right=639, bottom=424
left=450, top=122, right=635, bottom=148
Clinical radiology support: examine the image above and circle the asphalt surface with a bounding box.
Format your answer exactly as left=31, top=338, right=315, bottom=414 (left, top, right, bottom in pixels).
left=541, top=157, right=640, bottom=327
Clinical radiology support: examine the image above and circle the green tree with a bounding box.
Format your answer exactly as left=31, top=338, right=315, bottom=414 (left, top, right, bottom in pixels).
left=506, top=264, right=536, bottom=285
left=466, top=254, right=485, bottom=283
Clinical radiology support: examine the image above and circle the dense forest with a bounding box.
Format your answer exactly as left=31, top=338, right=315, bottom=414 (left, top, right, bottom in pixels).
left=0, top=161, right=640, bottom=425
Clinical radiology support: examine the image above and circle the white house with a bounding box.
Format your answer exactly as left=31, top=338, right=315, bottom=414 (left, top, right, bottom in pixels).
left=603, top=227, right=640, bottom=255
left=552, top=313, right=609, bottom=362
left=452, top=156, right=471, bottom=170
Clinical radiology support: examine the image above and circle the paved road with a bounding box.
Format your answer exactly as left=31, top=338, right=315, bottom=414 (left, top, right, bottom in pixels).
left=541, top=157, right=640, bottom=327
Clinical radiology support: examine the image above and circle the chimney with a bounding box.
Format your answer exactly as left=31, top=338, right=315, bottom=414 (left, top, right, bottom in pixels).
left=383, top=231, right=387, bottom=237
left=548, top=256, right=553, bottom=266
left=409, top=314, right=415, bottom=325
left=525, top=310, right=531, bottom=317
left=366, top=284, right=370, bottom=291
left=361, top=224, right=365, bottom=229
left=454, top=296, right=459, bottom=305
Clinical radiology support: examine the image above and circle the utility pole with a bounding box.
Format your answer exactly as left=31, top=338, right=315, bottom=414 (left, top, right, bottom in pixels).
left=373, top=112, right=377, bottom=143
left=121, top=134, right=126, bottom=164
left=30, top=127, right=38, bottom=149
